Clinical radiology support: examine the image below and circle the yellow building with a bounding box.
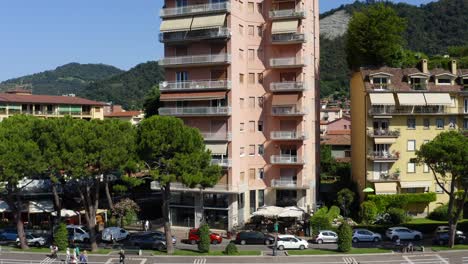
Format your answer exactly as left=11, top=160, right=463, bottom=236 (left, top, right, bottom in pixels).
left=351, top=59, right=468, bottom=217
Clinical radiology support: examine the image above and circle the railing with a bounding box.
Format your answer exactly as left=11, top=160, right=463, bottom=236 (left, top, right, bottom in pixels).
left=159, top=107, right=231, bottom=116
left=160, top=53, right=231, bottom=67
left=411, top=83, right=427, bottom=90
left=370, top=83, right=393, bottom=90
left=270, top=82, right=306, bottom=92
left=272, top=106, right=306, bottom=116
left=271, top=179, right=298, bottom=188
left=369, top=107, right=449, bottom=115
left=270, top=57, right=306, bottom=68
left=159, top=80, right=231, bottom=91
left=270, top=155, right=304, bottom=165
left=159, top=27, right=230, bottom=42
left=151, top=181, right=236, bottom=193
left=160, top=2, right=231, bottom=17
left=269, top=8, right=306, bottom=19
left=211, top=158, right=232, bottom=168
left=367, top=129, right=400, bottom=137
left=368, top=173, right=400, bottom=182
left=271, top=33, right=306, bottom=43
left=271, top=131, right=305, bottom=140
left=367, top=151, right=399, bottom=161
left=202, top=132, right=232, bottom=141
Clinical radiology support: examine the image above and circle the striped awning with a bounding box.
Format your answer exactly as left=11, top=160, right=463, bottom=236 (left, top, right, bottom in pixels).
left=374, top=182, right=397, bottom=195
left=272, top=20, right=299, bottom=34
left=397, top=93, right=426, bottom=106
left=374, top=138, right=397, bottom=144
left=400, top=181, right=432, bottom=189
left=191, top=14, right=226, bottom=30
left=206, top=143, right=228, bottom=155
left=369, top=93, right=395, bottom=105
left=160, top=17, right=193, bottom=32
left=423, top=93, right=452, bottom=106
left=160, top=91, right=226, bottom=101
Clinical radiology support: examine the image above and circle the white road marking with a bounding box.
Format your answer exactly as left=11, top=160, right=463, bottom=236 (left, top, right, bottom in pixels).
left=106, top=257, right=147, bottom=264
left=343, top=257, right=358, bottom=264
left=40, top=257, right=55, bottom=264
left=193, top=258, right=207, bottom=264
left=403, top=256, right=415, bottom=264
left=435, top=254, right=449, bottom=264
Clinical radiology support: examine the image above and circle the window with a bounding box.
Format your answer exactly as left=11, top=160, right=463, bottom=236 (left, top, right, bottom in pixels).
left=257, top=25, right=263, bottom=37
left=258, top=190, right=265, bottom=207
left=257, top=96, right=264, bottom=107
left=372, top=77, right=388, bottom=89
left=464, top=119, right=468, bottom=130
left=438, top=78, right=451, bottom=85
left=423, top=163, right=429, bottom=173
left=176, top=0, right=188, bottom=7
left=257, top=3, right=263, bottom=14
left=464, top=98, right=468, bottom=113
left=240, top=122, right=244, bottom=132
left=450, top=97, right=456, bottom=107
left=249, top=168, right=255, bottom=180
left=176, top=71, right=188, bottom=81
left=240, top=171, right=245, bottom=182
left=248, top=49, right=255, bottom=61
left=239, top=98, right=245, bottom=108
left=448, top=117, right=456, bottom=129
left=407, top=118, right=416, bottom=129
left=239, top=73, right=244, bottom=84
left=258, top=168, right=264, bottom=179
left=248, top=97, right=255, bottom=108
left=407, top=140, right=416, bottom=151
left=249, top=121, right=255, bottom=132
left=258, top=144, right=264, bottom=155
left=249, top=190, right=256, bottom=214
left=239, top=24, right=244, bottom=35
left=248, top=2, right=254, bottom=13
left=248, top=73, right=255, bottom=84
left=249, top=144, right=255, bottom=156
left=423, top=118, right=430, bottom=129
left=238, top=193, right=244, bottom=209
left=407, top=163, right=416, bottom=173
left=436, top=118, right=444, bottom=129
left=248, top=25, right=254, bottom=36
left=258, top=120, right=263, bottom=132
left=257, top=73, right=263, bottom=84
left=435, top=184, right=444, bottom=194
left=239, top=49, right=244, bottom=60
left=240, top=147, right=245, bottom=157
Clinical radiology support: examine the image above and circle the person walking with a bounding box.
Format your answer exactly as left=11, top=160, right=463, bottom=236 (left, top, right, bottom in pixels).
left=79, top=250, right=88, bottom=264
left=144, top=220, right=149, bottom=231
left=66, top=247, right=71, bottom=263
left=119, top=249, right=125, bottom=264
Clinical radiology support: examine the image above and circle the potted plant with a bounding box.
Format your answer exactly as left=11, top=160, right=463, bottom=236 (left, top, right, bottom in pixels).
left=393, top=168, right=401, bottom=179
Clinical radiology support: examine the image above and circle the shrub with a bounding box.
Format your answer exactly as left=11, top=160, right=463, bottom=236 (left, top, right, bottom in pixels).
left=198, top=223, right=210, bottom=253
left=428, top=204, right=449, bottom=221
left=387, top=207, right=411, bottom=225
left=123, top=210, right=138, bottom=226
left=360, top=201, right=378, bottom=224
left=328, top=206, right=341, bottom=220
left=54, top=223, right=68, bottom=251
left=368, top=193, right=437, bottom=212
left=224, top=242, right=238, bottom=255
left=337, top=222, right=352, bottom=252
left=314, top=206, right=329, bottom=217
left=310, top=215, right=332, bottom=236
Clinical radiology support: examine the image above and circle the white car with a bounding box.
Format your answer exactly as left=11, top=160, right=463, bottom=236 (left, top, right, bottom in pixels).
left=435, top=226, right=464, bottom=235
left=101, top=227, right=129, bottom=242
left=276, top=235, right=309, bottom=250
left=66, top=225, right=90, bottom=243
left=385, top=227, right=423, bottom=241
left=16, top=234, right=46, bottom=247
left=314, top=230, right=338, bottom=244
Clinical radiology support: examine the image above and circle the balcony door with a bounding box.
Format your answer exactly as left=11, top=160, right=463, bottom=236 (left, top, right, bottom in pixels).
left=280, top=120, right=297, bottom=132
left=373, top=120, right=389, bottom=134
left=373, top=163, right=389, bottom=180
left=211, top=44, right=226, bottom=55
left=176, top=0, right=187, bottom=7
left=373, top=144, right=389, bottom=157
left=280, top=72, right=296, bottom=82
left=211, top=120, right=226, bottom=136
left=211, top=70, right=227, bottom=81
left=280, top=168, right=297, bottom=182
left=272, top=1, right=296, bottom=10
left=211, top=98, right=227, bottom=107
left=280, top=145, right=297, bottom=156
left=175, top=46, right=188, bottom=56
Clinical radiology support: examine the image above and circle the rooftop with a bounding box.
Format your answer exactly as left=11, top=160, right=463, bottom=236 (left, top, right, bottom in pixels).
left=322, top=134, right=351, bottom=146
left=105, top=111, right=143, bottom=117
left=0, top=91, right=105, bottom=106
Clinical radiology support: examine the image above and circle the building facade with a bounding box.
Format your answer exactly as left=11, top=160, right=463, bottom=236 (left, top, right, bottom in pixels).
left=351, top=59, right=468, bottom=216
left=0, top=90, right=105, bottom=121
left=157, top=0, right=319, bottom=229
left=105, top=111, right=144, bottom=125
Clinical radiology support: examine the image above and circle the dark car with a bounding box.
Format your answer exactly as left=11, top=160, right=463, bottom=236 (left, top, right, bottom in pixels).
left=188, top=228, right=223, bottom=245
left=234, top=231, right=275, bottom=245
left=433, top=231, right=466, bottom=245
left=128, top=231, right=176, bottom=251
left=0, top=229, right=18, bottom=241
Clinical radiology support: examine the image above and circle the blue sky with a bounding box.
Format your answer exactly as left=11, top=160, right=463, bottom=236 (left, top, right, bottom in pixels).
left=0, top=0, right=434, bottom=81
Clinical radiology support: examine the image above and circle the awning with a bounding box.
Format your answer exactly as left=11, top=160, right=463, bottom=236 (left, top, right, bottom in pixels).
left=272, top=94, right=299, bottom=105
left=191, top=14, right=226, bottom=30
left=369, top=93, right=395, bottom=105
left=374, top=138, right=397, bottom=144
left=272, top=20, right=299, bottom=34
left=0, top=201, right=9, bottom=213
left=160, top=17, right=193, bottom=32
left=206, top=143, right=228, bottom=155
left=374, top=182, right=397, bottom=195
left=400, top=181, right=432, bottom=189
left=51, top=209, right=79, bottom=218
left=397, top=93, right=426, bottom=106
left=28, top=200, right=54, bottom=213
left=423, top=93, right=452, bottom=106
left=160, top=91, right=226, bottom=101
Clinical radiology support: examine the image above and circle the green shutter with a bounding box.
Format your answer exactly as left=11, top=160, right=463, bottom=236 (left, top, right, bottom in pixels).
left=7, top=105, right=21, bottom=110
left=70, top=105, right=82, bottom=113
left=58, top=105, right=70, bottom=112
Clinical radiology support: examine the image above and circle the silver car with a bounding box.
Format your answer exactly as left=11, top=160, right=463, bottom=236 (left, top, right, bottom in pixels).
left=352, top=229, right=382, bottom=243
left=314, top=230, right=338, bottom=244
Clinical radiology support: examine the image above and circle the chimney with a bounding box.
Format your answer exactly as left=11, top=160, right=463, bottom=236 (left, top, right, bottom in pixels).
left=421, top=59, right=428, bottom=74
left=450, top=60, right=457, bottom=75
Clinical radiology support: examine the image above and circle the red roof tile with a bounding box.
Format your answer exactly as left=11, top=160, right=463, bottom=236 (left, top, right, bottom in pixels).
left=105, top=111, right=143, bottom=117
left=0, top=93, right=106, bottom=106
left=322, top=135, right=351, bottom=146
left=327, top=130, right=351, bottom=135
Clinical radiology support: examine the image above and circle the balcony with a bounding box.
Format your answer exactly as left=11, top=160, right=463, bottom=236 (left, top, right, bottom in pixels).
left=369, top=83, right=393, bottom=91
left=158, top=107, right=231, bottom=116
left=411, top=83, right=427, bottom=91
left=367, top=129, right=400, bottom=138
left=272, top=106, right=306, bottom=116
left=269, top=8, right=306, bottom=20
left=270, top=155, right=304, bottom=165
left=271, top=33, right=306, bottom=45
left=271, top=131, right=305, bottom=141
left=159, top=27, right=230, bottom=43
left=367, top=173, right=401, bottom=183
left=369, top=106, right=450, bottom=115
left=159, top=53, right=231, bottom=68
left=160, top=2, right=231, bottom=18
left=151, top=181, right=247, bottom=194
left=270, top=82, right=306, bottom=92
left=202, top=132, right=232, bottom=141
left=270, top=57, right=306, bottom=68
left=271, top=179, right=305, bottom=189
left=160, top=80, right=231, bottom=92
left=367, top=151, right=399, bottom=162
left=211, top=158, right=232, bottom=168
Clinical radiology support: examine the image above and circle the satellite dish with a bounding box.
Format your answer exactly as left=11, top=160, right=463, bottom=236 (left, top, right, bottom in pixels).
left=162, top=81, right=168, bottom=88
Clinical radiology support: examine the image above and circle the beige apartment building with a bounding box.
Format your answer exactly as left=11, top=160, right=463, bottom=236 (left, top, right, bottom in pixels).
left=351, top=59, right=468, bottom=216
left=157, top=0, right=319, bottom=229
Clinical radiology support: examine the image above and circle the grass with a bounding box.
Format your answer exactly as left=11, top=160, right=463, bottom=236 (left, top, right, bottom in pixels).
left=408, top=218, right=468, bottom=224
left=431, top=245, right=468, bottom=251
left=153, top=249, right=261, bottom=256
left=287, top=248, right=393, bottom=255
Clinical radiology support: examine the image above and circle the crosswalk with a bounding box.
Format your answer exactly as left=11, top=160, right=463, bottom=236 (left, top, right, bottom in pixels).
left=40, top=257, right=57, bottom=264
left=403, top=254, right=450, bottom=264
left=193, top=258, right=207, bottom=264
left=463, top=256, right=468, bottom=264
left=343, top=257, right=358, bottom=264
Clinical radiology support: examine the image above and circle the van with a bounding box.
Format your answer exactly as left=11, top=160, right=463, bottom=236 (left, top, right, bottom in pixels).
left=66, top=225, right=90, bottom=243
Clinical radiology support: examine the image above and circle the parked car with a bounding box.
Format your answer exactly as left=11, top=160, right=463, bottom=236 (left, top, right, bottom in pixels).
left=234, top=231, right=275, bottom=245
left=16, top=233, right=46, bottom=247
left=313, top=230, right=338, bottom=244
left=352, top=229, right=382, bottom=243
left=101, top=227, right=129, bottom=242
left=128, top=231, right=176, bottom=251
left=188, top=228, right=222, bottom=245
left=66, top=225, right=90, bottom=243
left=276, top=235, right=308, bottom=250
left=433, top=231, right=466, bottom=245
left=435, top=226, right=464, bottom=236
left=0, top=229, right=18, bottom=241
left=385, top=227, right=422, bottom=241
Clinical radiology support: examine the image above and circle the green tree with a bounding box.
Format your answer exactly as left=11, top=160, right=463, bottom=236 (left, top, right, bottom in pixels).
left=360, top=201, right=378, bottom=224
left=198, top=223, right=211, bottom=253
left=54, top=223, right=69, bottom=251
left=346, top=3, right=407, bottom=69
left=416, top=131, right=468, bottom=247
left=337, top=222, right=352, bottom=252
left=136, top=116, right=221, bottom=254
left=113, top=198, right=140, bottom=227
left=143, top=85, right=161, bottom=118
left=0, top=115, right=46, bottom=249
left=320, top=145, right=336, bottom=177
left=337, top=188, right=355, bottom=218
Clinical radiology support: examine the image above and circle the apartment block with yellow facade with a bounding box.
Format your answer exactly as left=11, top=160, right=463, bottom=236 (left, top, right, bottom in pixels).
left=351, top=59, right=468, bottom=217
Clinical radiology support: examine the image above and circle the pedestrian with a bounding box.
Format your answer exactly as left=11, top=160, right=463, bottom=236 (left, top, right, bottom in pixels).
left=50, top=244, right=58, bottom=258
left=144, top=220, right=149, bottom=231
left=79, top=250, right=88, bottom=264
left=119, top=249, right=125, bottom=264
left=70, top=255, right=77, bottom=264
left=66, top=247, right=71, bottom=263
left=75, top=246, right=80, bottom=257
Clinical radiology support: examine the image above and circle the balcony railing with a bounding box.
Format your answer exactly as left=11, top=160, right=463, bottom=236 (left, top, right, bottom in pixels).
left=411, top=83, right=427, bottom=90
left=272, top=107, right=306, bottom=116
left=159, top=53, right=231, bottom=67
left=151, top=181, right=246, bottom=194
left=211, top=158, right=232, bottom=168
left=368, top=173, right=401, bottom=182
left=270, top=82, right=306, bottom=92
left=271, top=33, right=306, bottom=44
left=269, top=8, right=306, bottom=20
left=158, top=107, right=231, bottom=116
left=160, top=2, right=231, bottom=18
left=367, top=151, right=399, bottom=161
left=159, top=80, right=231, bottom=92
left=159, top=27, right=230, bottom=43
left=370, top=83, right=393, bottom=91
left=202, top=132, right=232, bottom=141
left=270, top=155, right=304, bottom=165
left=367, top=129, right=400, bottom=137
left=271, top=131, right=305, bottom=140
left=270, top=57, right=306, bottom=68
left=369, top=106, right=449, bottom=115
left=271, top=179, right=298, bottom=188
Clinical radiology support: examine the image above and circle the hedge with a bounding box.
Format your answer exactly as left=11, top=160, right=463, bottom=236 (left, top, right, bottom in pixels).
left=367, top=193, right=437, bottom=212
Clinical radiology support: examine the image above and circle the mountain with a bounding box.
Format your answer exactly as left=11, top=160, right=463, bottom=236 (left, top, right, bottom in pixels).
left=319, top=0, right=468, bottom=99
left=0, top=63, right=124, bottom=95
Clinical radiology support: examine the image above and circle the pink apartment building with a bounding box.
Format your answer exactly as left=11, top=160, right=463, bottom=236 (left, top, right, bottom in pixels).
left=158, top=0, right=319, bottom=230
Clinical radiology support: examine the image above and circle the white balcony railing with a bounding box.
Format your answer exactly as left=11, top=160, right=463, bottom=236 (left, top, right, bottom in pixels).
left=270, top=57, right=306, bottom=68
left=269, top=8, right=306, bottom=19
left=159, top=53, right=231, bottom=67
left=272, top=107, right=306, bottom=116
left=271, top=179, right=298, bottom=188
left=158, top=107, right=231, bottom=116
left=270, top=82, right=306, bottom=92
left=202, top=132, right=232, bottom=141
left=151, top=181, right=244, bottom=193
left=271, top=33, right=306, bottom=43
left=271, top=131, right=305, bottom=140
left=270, top=155, right=304, bottom=165
left=211, top=158, right=232, bottom=168
left=159, top=27, right=230, bottom=42
left=160, top=2, right=231, bottom=17
left=159, top=80, right=231, bottom=92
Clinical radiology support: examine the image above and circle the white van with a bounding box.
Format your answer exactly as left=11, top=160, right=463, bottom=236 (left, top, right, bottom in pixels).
left=101, top=227, right=129, bottom=242
left=66, top=225, right=90, bottom=243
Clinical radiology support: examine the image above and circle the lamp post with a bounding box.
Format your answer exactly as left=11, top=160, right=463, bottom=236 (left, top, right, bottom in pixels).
left=272, top=221, right=279, bottom=256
